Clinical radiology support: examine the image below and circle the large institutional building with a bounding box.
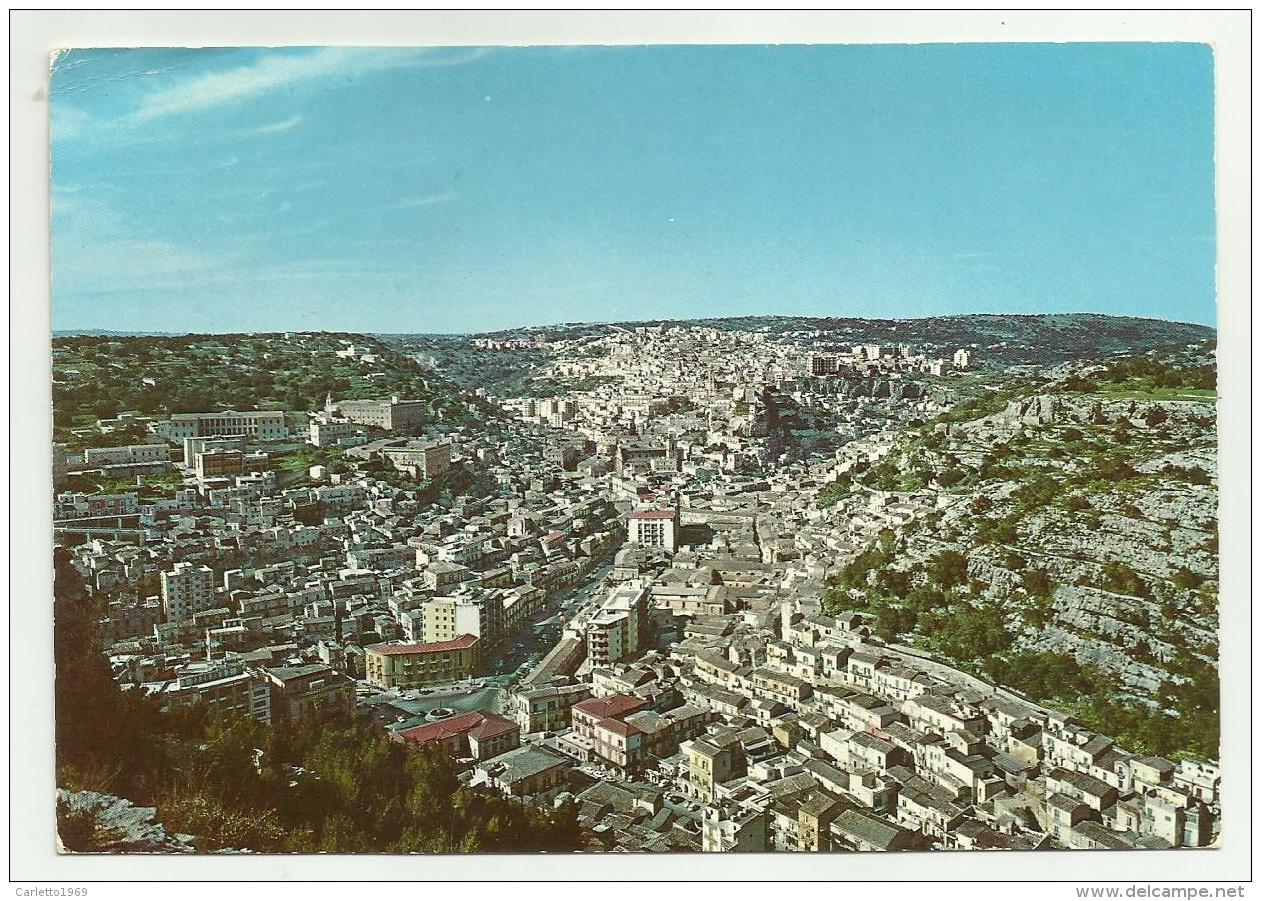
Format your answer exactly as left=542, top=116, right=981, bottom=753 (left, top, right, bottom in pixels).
left=328, top=396, right=427, bottom=432
left=382, top=440, right=452, bottom=478
left=157, top=410, right=287, bottom=442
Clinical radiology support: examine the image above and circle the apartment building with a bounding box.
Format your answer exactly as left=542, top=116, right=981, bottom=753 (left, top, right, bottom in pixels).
left=627, top=508, right=678, bottom=553
left=364, top=634, right=480, bottom=689
left=586, top=584, right=649, bottom=667
left=512, top=682, right=593, bottom=735
left=420, top=594, right=503, bottom=647
left=161, top=561, right=217, bottom=622
left=160, top=660, right=272, bottom=724
left=261, top=663, right=355, bottom=723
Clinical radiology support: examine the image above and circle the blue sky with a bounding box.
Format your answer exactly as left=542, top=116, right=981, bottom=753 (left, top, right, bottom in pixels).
left=51, top=43, right=1216, bottom=334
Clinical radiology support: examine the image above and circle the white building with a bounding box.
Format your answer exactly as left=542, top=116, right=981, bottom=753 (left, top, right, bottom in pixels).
left=82, top=444, right=170, bottom=466
left=309, top=416, right=355, bottom=448
left=627, top=508, right=678, bottom=553
left=158, top=410, right=287, bottom=443
left=586, top=584, right=649, bottom=667
left=161, top=561, right=216, bottom=622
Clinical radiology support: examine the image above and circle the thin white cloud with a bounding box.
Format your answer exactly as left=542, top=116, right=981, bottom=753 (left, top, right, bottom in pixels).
left=395, top=191, right=456, bottom=210
left=248, top=113, right=303, bottom=136
left=51, top=103, right=92, bottom=141
left=130, top=46, right=489, bottom=123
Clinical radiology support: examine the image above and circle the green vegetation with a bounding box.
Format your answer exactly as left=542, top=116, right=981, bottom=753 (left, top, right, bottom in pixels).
left=821, top=349, right=1219, bottom=761
left=815, top=474, right=852, bottom=508
left=933, top=382, right=1033, bottom=426
left=53, top=333, right=494, bottom=438
left=984, top=647, right=1219, bottom=760
left=54, top=549, right=582, bottom=853
left=389, top=336, right=553, bottom=397
left=1057, top=356, right=1216, bottom=402
left=527, top=375, right=623, bottom=398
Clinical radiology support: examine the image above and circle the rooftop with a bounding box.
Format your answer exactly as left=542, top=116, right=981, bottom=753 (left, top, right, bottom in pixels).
left=365, top=634, right=479, bottom=655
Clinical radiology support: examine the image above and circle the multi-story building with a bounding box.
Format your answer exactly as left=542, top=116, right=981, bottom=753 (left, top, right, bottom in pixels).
left=158, top=410, right=287, bottom=443
left=586, top=584, right=650, bottom=667
left=627, top=508, right=678, bottom=553
left=571, top=694, right=650, bottom=743
left=82, top=444, right=170, bottom=467
left=308, top=416, right=355, bottom=448
left=159, top=660, right=272, bottom=724
left=474, top=745, right=572, bottom=799
left=381, top=440, right=452, bottom=478
left=392, top=711, right=520, bottom=761
left=194, top=449, right=244, bottom=481
left=364, top=634, right=480, bottom=689
left=161, top=562, right=217, bottom=622
left=54, top=492, right=139, bottom=519
left=511, top=683, right=593, bottom=735
left=615, top=439, right=677, bottom=477
left=420, top=594, right=503, bottom=647
left=798, top=793, right=846, bottom=851
left=330, top=397, right=426, bottom=432
left=809, top=354, right=840, bottom=376
left=680, top=728, right=747, bottom=803
left=261, top=663, right=355, bottom=722
left=703, top=804, right=768, bottom=852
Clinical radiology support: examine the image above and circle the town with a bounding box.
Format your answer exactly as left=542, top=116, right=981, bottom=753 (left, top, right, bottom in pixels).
left=52, top=318, right=1220, bottom=853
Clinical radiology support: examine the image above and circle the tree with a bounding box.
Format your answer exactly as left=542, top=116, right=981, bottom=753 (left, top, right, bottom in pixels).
left=53, top=547, right=586, bottom=853
left=928, top=550, right=969, bottom=590
left=1022, top=568, right=1054, bottom=598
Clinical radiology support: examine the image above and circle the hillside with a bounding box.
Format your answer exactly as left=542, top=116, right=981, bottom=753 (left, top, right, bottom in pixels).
left=821, top=351, right=1218, bottom=760
left=52, top=332, right=496, bottom=441
left=382, top=314, right=1215, bottom=397
left=685, top=313, right=1214, bottom=364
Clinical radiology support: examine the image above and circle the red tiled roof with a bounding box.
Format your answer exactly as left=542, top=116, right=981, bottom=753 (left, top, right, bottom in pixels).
left=366, top=634, right=479, bottom=656
left=573, top=693, right=650, bottom=721
left=596, top=716, right=642, bottom=738
left=395, top=711, right=517, bottom=747
left=395, top=712, right=484, bottom=745
left=467, top=713, right=519, bottom=742
left=629, top=509, right=676, bottom=520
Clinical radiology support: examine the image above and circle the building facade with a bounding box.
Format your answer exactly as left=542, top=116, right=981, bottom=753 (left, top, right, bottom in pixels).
left=627, top=508, right=679, bottom=553
left=160, top=410, right=287, bottom=442
left=331, top=398, right=426, bottom=432
left=161, top=562, right=217, bottom=622
left=364, top=635, right=480, bottom=689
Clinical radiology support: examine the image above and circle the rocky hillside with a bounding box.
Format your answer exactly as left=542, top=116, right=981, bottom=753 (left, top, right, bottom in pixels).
left=58, top=790, right=199, bottom=853
left=823, top=351, right=1218, bottom=760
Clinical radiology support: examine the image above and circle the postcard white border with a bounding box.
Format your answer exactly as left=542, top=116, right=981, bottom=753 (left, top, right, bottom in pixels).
left=8, top=9, right=1251, bottom=885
